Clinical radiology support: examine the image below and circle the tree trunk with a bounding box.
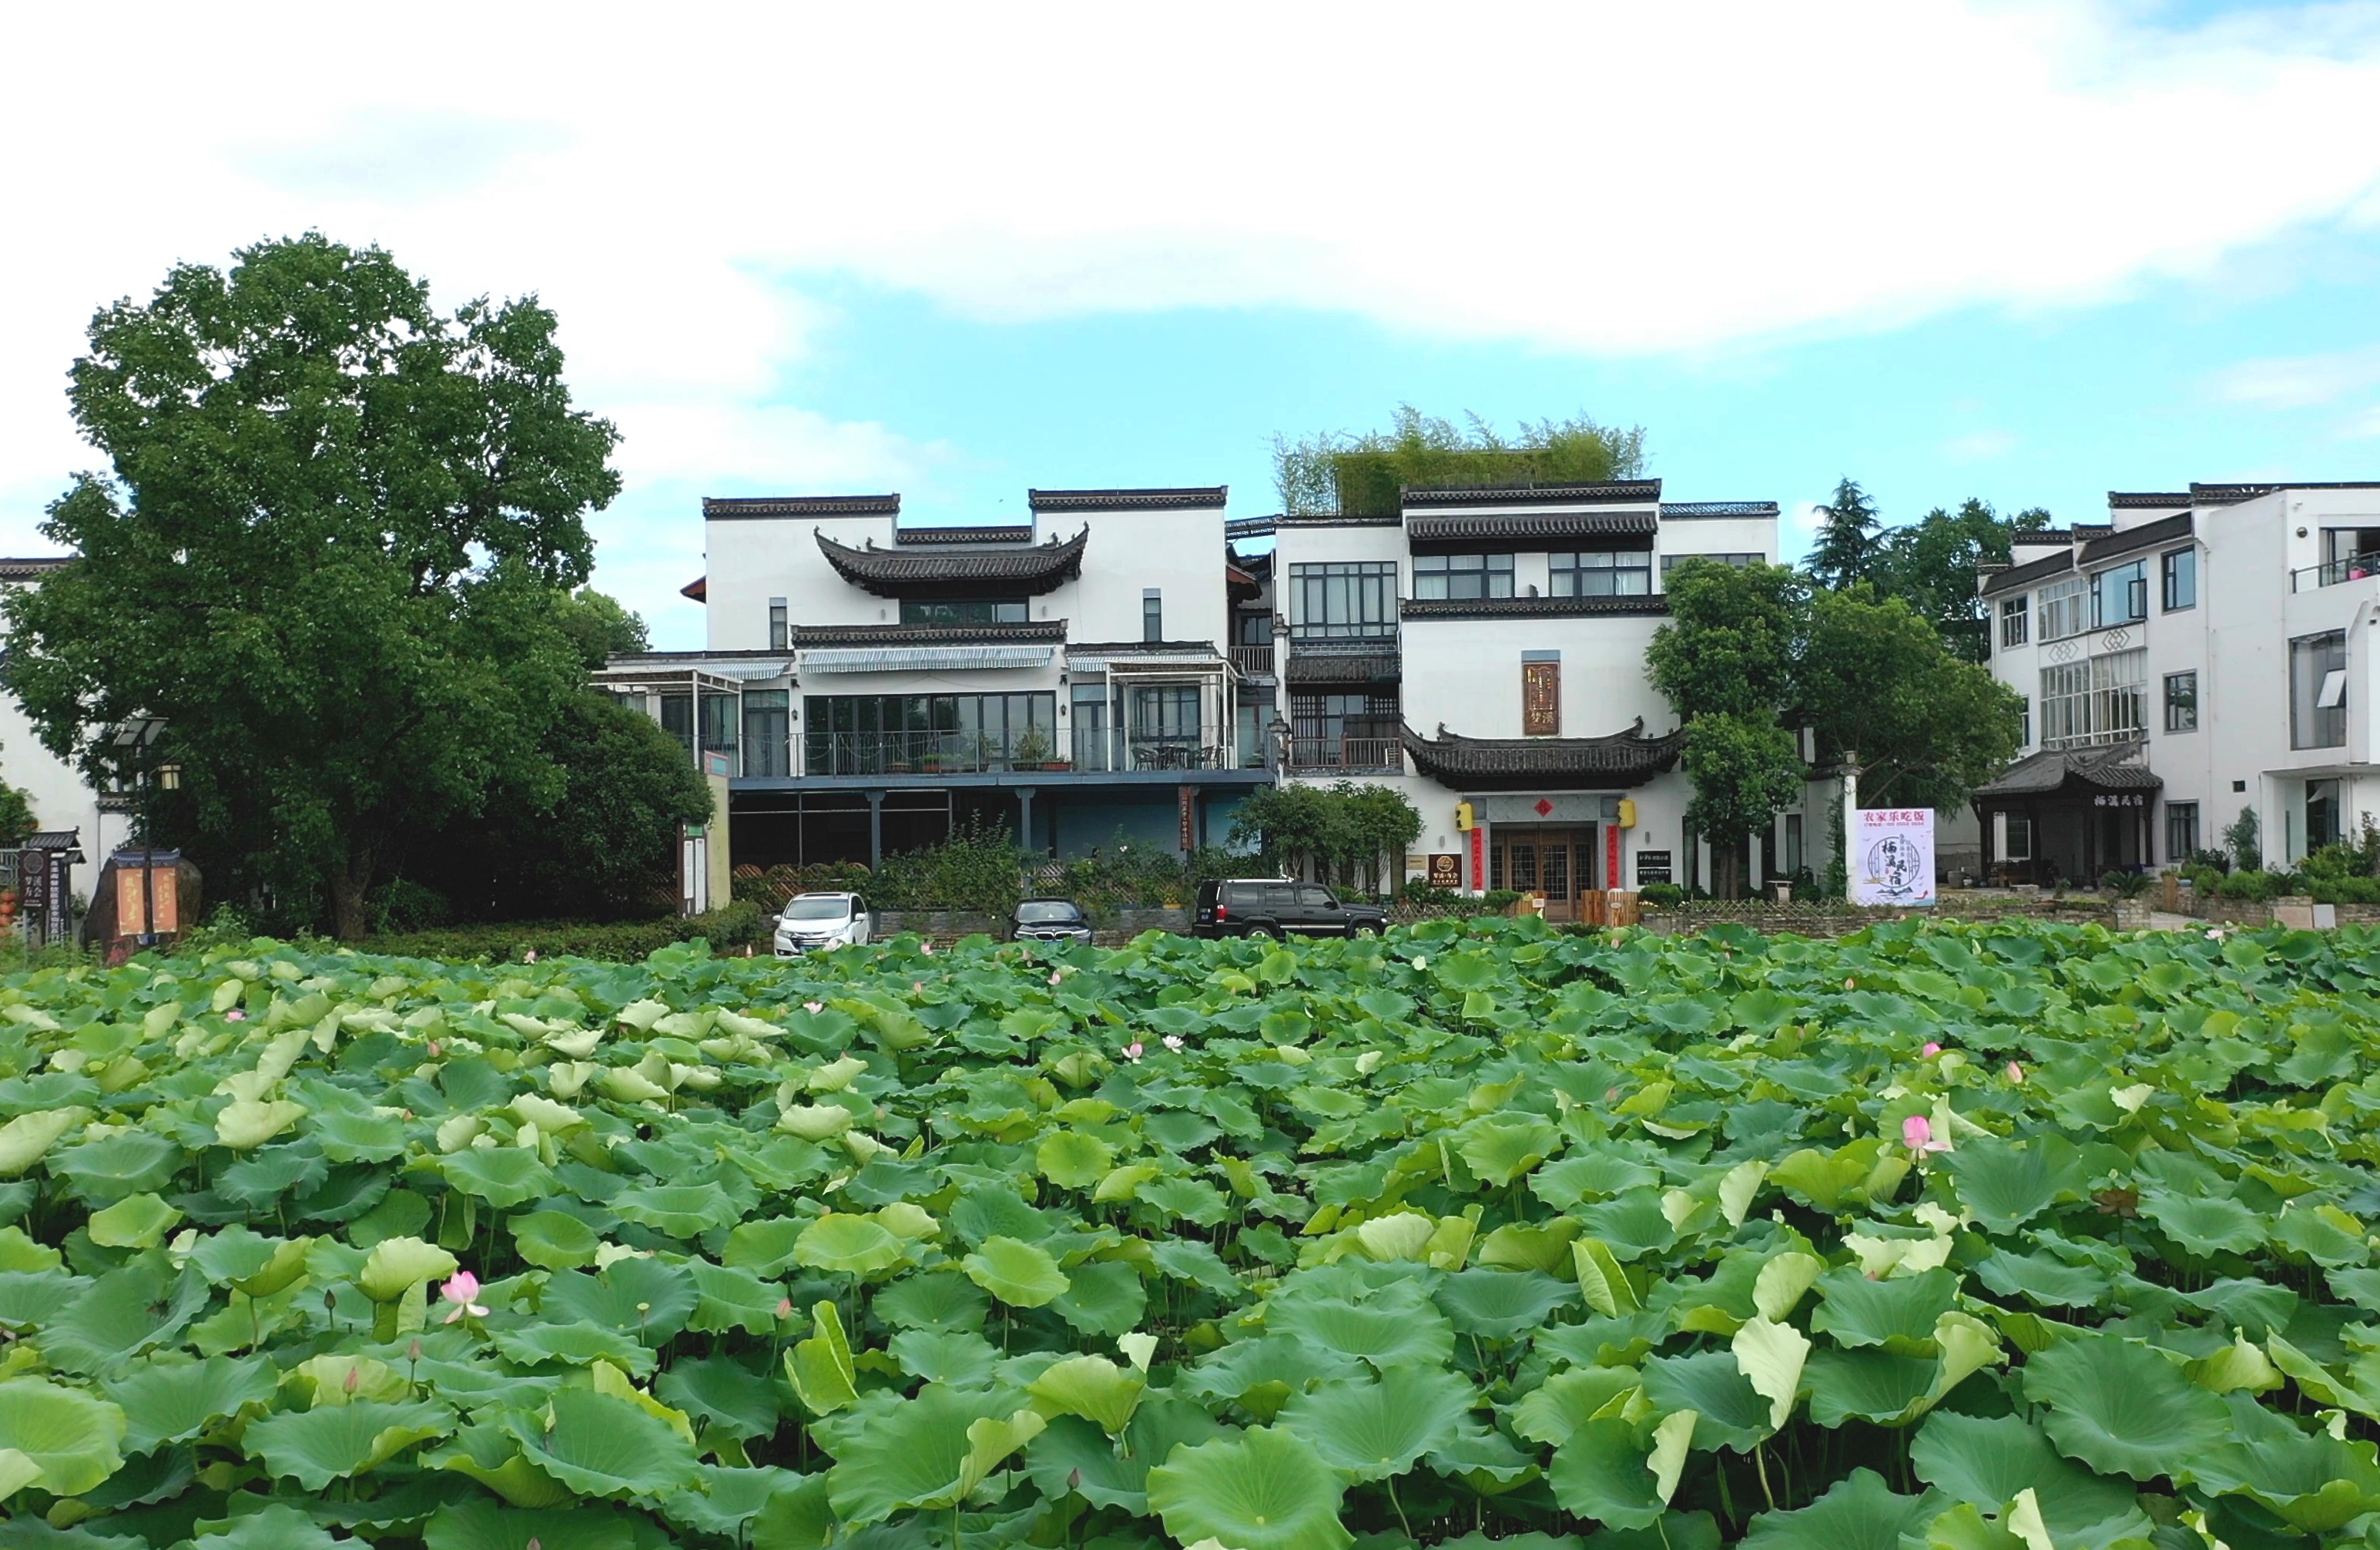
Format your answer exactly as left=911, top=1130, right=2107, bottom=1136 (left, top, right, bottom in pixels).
left=330, top=832, right=381, bottom=941
left=1714, top=837, right=1746, bottom=901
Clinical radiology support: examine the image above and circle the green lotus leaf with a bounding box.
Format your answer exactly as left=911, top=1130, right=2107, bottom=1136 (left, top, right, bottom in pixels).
left=722, top=1216, right=806, bottom=1277
left=421, top=1498, right=648, bottom=1550
left=1802, top=1348, right=1936, bottom=1428
left=1435, top=1268, right=1579, bottom=1340
left=1457, top=1116, right=1561, bottom=1186
left=796, top=1213, right=907, bottom=1277
left=216, top=1098, right=308, bottom=1151
left=1640, top=1350, right=1773, bottom=1451
left=1139, top=1175, right=1232, bottom=1226
left=1275, top=1366, right=1474, bottom=1481
left=1810, top=1267, right=1960, bottom=1352
left=875, top=1270, right=992, bottom=1332
left=82, top=1191, right=181, bottom=1251
left=1029, top=1353, right=1148, bottom=1434
left=611, top=1180, right=739, bottom=1237
left=437, top=1146, right=558, bottom=1209
left=655, top=1354, right=782, bottom=1440
left=0, top=1379, right=127, bottom=1497
left=1740, top=1468, right=1939, bottom=1550
left=1547, top=1415, right=1664, bottom=1530
left=42, top=1256, right=206, bottom=1374
left=1510, top=1366, right=1642, bottom=1448
left=2142, top=1189, right=2265, bottom=1257
left=1971, top=1247, right=2111, bottom=1309
left=488, top=1320, right=657, bottom=1377
left=2188, top=1392, right=2380, bottom=1532
left=1024, top=1392, right=1226, bottom=1515
left=1269, top=1293, right=1456, bottom=1371
left=1530, top=1152, right=1662, bottom=1210
left=100, top=1354, right=280, bottom=1454
left=360, top=1235, right=461, bottom=1302
left=826, top=1384, right=1047, bottom=1525
left=49, top=1128, right=180, bottom=1203
left=2022, top=1331, right=2230, bottom=1481
left=963, top=1235, right=1071, bottom=1307
left=243, top=1397, right=454, bottom=1489
left=786, top=1300, right=859, bottom=1415
left=1038, top=1129, right=1118, bottom=1189
left=893, top=1327, right=1004, bottom=1387
left=1052, top=1259, right=1148, bottom=1336
left=308, top=1106, right=410, bottom=1163
left=748, top=1470, right=837, bottom=1550
left=187, top=1501, right=344, bottom=1548
left=1146, top=1424, right=1354, bottom=1550
left=1938, top=1136, right=2087, bottom=1234
left=1576, top=1194, right=1678, bottom=1261
left=423, top=1422, right=576, bottom=1508
left=541, top=1256, right=697, bottom=1339
left=0, top=1448, right=41, bottom=1501
left=509, top=1209, right=601, bottom=1270
left=507, top=1386, right=703, bottom=1498
left=686, top=1256, right=784, bottom=1334
left=0, top=1107, right=91, bottom=1176
left=0, top=1267, right=90, bottom=1328
left=1909, top=1412, right=2147, bottom=1540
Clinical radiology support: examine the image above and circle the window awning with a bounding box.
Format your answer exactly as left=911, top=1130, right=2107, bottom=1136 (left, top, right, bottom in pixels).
left=801, top=646, right=1056, bottom=673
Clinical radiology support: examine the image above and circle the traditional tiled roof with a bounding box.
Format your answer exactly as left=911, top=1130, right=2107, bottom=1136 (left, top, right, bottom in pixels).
left=705, top=495, right=900, bottom=519
left=1400, top=718, right=1685, bottom=790
left=794, top=622, right=1068, bottom=647
left=0, top=556, right=73, bottom=580
left=2107, top=492, right=2192, bottom=511
left=895, top=524, right=1034, bottom=545
left=2080, top=512, right=2194, bottom=564
left=1066, top=639, right=1223, bottom=656
left=1973, top=741, right=2162, bottom=799
left=1274, top=512, right=1402, bottom=528
left=1402, top=481, right=1661, bottom=509
left=1225, top=515, right=1281, bottom=540
left=1401, top=595, right=1670, bottom=621
left=816, top=528, right=1087, bottom=596
left=680, top=575, right=707, bottom=602
left=1660, top=502, right=1781, bottom=520
left=1979, top=549, right=2077, bottom=597
left=1028, top=487, right=1226, bottom=512
left=1406, top=509, right=1658, bottom=542
left=1285, top=651, right=1401, bottom=684
left=2192, top=481, right=2380, bottom=504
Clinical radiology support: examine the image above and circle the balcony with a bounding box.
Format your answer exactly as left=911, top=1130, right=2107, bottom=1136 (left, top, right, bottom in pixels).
left=803, top=731, right=1073, bottom=777
left=2294, top=551, right=2380, bottom=592
left=1231, top=644, right=1275, bottom=677
left=1287, top=736, right=1404, bottom=774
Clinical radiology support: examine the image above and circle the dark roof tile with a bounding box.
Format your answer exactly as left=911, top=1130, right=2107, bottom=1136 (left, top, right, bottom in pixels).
left=1973, top=741, right=2161, bottom=799
left=1400, top=719, right=1684, bottom=790
left=1407, top=509, right=1657, bottom=542
left=795, top=622, right=1068, bottom=647
left=2080, top=512, right=2194, bottom=564
left=1402, top=595, right=1670, bottom=621
left=1028, top=487, right=1226, bottom=512
left=816, top=528, right=1086, bottom=596
left=706, top=495, right=900, bottom=518
left=1401, top=480, right=1661, bottom=509
left=1660, top=501, right=1781, bottom=519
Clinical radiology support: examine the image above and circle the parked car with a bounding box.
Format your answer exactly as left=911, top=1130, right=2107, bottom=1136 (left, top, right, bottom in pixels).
left=1192, top=878, right=1388, bottom=939
left=1010, top=897, right=1094, bottom=945
left=774, top=892, right=872, bottom=956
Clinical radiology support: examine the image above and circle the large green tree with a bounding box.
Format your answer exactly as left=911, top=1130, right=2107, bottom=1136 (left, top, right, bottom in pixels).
left=1798, top=586, right=2025, bottom=811
left=1805, top=477, right=1882, bottom=591
left=2, top=235, right=621, bottom=938
left=1678, top=713, right=1808, bottom=900
left=1870, top=497, right=2053, bottom=663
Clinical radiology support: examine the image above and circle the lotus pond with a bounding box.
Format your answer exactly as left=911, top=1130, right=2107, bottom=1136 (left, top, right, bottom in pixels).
left=5, top=919, right=2380, bottom=1550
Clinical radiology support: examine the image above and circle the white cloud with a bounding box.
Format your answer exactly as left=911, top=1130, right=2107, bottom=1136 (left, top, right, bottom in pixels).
left=8, top=0, right=2380, bottom=582
left=2212, top=344, right=2380, bottom=408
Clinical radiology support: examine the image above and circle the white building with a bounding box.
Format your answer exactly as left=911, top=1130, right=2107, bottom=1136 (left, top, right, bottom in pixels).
left=1260, top=480, right=1810, bottom=917
left=0, top=557, right=118, bottom=850
left=1976, top=481, right=2380, bottom=883
left=599, top=489, right=1271, bottom=868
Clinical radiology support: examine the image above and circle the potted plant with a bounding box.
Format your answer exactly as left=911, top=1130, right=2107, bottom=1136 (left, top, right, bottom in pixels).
left=1013, top=725, right=1054, bottom=771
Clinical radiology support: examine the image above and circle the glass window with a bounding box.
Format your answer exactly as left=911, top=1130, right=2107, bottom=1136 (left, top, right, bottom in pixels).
left=2039, top=663, right=2089, bottom=748
left=1071, top=684, right=1111, bottom=772
left=1783, top=814, right=1804, bottom=874
left=1143, top=589, right=1163, bottom=642
left=2291, top=631, right=2348, bottom=750
left=1134, top=685, right=1201, bottom=739
left=1289, top=692, right=1399, bottom=768
left=1289, top=562, right=1397, bottom=639
left=1411, top=552, right=1515, bottom=600
left=2161, top=549, right=2196, bottom=612
left=2166, top=801, right=2199, bottom=863
left=2037, top=576, right=2087, bottom=642
left=2090, top=560, right=2148, bottom=630
left=1999, top=595, right=2029, bottom=648
left=900, top=599, right=1028, bottom=625
left=2017, top=698, right=2030, bottom=748
left=1660, top=552, right=1761, bottom=574
left=1550, top=550, right=1652, bottom=597
left=803, top=693, right=1056, bottom=773
left=769, top=598, right=788, bottom=650
left=2163, top=671, right=2197, bottom=733
left=658, top=693, right=694, bottom=760
left=742, top=689, right=789, bottom=777
left=2310, top=780, right=2342, bottom=852
left=2040, top=650, right=2144, bottom=748
left=1296, top=885, right=1335, bottom=908
left=2005, top=815, right=2033, bottom=862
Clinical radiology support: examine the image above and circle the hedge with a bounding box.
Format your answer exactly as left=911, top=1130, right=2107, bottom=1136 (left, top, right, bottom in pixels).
left=355, top=900, right=766, bottom=961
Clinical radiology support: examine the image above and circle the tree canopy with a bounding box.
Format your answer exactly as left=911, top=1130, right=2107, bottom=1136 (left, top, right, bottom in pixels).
left=1804, top=477, right=1881, bottom=590
left=1228, top=781, right=1422, bottom=892
left=1274, top=406, right=1646, bottom=516
left=1869, top=497, right=2053, bottom=663
left=1798, top=586, right=2025, bottom=810
left=2, top=234, right=623, bottom=938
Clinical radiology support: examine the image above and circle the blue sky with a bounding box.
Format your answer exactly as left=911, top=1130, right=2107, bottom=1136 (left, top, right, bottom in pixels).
left=5, top=2, right=2380, bottom=649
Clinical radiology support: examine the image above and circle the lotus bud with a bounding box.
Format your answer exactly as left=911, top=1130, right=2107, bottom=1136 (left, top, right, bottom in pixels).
left=1922, top=1042, right=1941, bottom=1057
left=226, top=1008, right=246, bottom=1021
left=804, top=1001, right=824, bottom=1014
left=777, top=1298, right=794, bottom=1319
left=427, top=1039, right=441, bottom=1058
left=344, top=1367, right=360, bottom=1393
left=409, top=1339, right=422, bottom=1361
left=323, top=1289, right=337, bottom=1312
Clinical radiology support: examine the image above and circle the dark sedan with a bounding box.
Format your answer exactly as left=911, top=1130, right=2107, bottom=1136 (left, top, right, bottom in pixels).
left=1011, top=897, right=1094, bottom=944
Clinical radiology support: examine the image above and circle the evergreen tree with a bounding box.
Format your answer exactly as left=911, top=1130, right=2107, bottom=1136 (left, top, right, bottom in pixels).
left=1805, top=478, right=1881, bottom=590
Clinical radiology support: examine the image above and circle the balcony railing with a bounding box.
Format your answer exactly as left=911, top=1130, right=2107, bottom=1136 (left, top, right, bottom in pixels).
left=1287, top=736, right=1404, bottom=773
left=803, top=731, right=1071, bottom=776
left=1231, top=644, right=1275, bottom=676
left=2294, top=551, right=2380, bottom=592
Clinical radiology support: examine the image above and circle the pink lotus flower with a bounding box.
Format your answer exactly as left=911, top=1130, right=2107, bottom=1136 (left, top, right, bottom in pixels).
left=1121, top=1042, right=1144, bottom=1064
left=1922, top=1042, right=1942, bottom=1057
left=776, top=1297, right=794, bottom=1319
left=2007, top=1062, right=2026, bottom=1084
left=922, top=941, right=935, bottom=955
left=343, top=1366, right=360, bottom=1393
left=524, top=950, right=538, bottom=963
left=440, top=1270, right=488, bottom=1324
left=1845, top=978, right=1857, bottom=990
left=804, top=1001, right=824, bottom=1015
left=1050, top=971, right=1064, bottom=986
left=226, top=1008, right=246, bottom=1022
left=426, top=1040, right=441, bottom=1058
left=1902, top=1115, right=1950, bottom=1156
left=1162, top=1035, right=1185, bottom=1052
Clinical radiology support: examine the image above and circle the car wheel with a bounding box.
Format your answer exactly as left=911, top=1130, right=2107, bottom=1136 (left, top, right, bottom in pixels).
left=1247, top=924, right=1281, bottom=940
left=1350, top=921, right=1378, bottom=937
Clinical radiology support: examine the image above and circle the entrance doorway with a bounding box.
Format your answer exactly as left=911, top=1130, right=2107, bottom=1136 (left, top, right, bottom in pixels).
left=1489, top=825, right=1601, bottom=922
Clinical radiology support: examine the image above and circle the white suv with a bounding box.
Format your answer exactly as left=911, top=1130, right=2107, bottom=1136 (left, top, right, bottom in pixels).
left=774, top=892, right=873, bottom=956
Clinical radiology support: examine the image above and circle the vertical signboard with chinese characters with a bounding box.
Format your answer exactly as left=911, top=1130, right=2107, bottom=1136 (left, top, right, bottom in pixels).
left=1522, top=659, right=1560, bottom=736
left=1852, top=807, right=1936, bottom=906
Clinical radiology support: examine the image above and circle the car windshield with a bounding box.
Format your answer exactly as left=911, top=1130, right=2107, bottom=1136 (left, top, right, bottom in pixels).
left=1017, top=901, right=1082, bottom=923
left=783, top=897, right=853, bottom=922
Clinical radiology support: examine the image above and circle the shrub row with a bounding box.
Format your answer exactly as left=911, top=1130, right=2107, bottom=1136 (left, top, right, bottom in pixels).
left=356, top=899, right=766, bottom=961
